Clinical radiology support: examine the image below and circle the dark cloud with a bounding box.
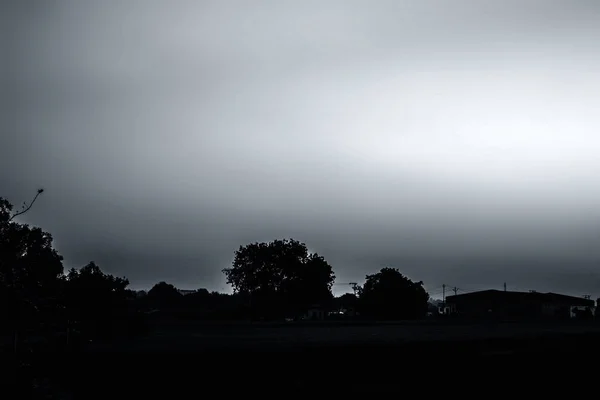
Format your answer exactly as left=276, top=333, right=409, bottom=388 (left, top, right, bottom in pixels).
left=3, top=0, right=600, bottom=296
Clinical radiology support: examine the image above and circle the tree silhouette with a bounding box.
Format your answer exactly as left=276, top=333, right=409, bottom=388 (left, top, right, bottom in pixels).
left=0, top=195, right=64, bottom=349
left=334, top=293, right=358, bottom=310
left=359, top=267, right=429, bottom=320
left=147, top=281, right=182, bottom=309
left=178, top=289, right=244, bottom=320
left=64, top=262, right=129, bottom=340
left=223, top=239, right=335, bottom=319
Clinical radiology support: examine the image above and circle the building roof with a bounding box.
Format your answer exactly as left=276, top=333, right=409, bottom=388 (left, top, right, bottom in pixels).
left=446, top=289, right=594, bottom=306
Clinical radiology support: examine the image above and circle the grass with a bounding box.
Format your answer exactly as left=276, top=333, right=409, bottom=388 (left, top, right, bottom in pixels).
left=6, top=322, right=600, bottom=397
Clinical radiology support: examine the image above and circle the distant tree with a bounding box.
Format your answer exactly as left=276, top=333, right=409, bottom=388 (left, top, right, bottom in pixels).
left=331, top=293, right=359, bottom=319
left=180, top=289, right=240, bottom=320
left=334, top=293, right=358, bottom=310
left=64, top=262, right=129, bottom=339
left=359, top=267, right=429, bottom=320
left=147, top=281, right=182, bottom=309
left=427, top=301, right=440, bottom=316
left=223, top=239, right=335, bottom=319
left=194, top=288, right=210, bottom=296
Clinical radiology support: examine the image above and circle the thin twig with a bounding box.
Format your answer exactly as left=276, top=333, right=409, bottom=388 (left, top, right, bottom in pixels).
left=9, top=189, right=44, bottom=221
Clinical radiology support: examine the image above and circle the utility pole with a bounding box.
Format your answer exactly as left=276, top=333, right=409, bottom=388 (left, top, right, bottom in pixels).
left=453, top=287, right=458, bottom=296
left=504, top=282, right=507, bottom=292
left=442, top=284, right=446, bottom=303
left=349, top=283, right=358, bottom=296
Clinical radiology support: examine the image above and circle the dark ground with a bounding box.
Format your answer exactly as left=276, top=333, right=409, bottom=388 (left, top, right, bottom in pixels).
left=122, top=319, right=600, bottom=352
left=5, top=320, right=600, bottom=397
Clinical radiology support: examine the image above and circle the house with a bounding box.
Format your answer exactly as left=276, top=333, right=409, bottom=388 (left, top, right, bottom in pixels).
left=445, top=289, right=595, bottom=320
left=303, top=304, right=325, bottom=320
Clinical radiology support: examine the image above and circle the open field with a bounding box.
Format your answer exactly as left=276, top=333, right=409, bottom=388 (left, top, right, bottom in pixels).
left=6, top=321, right=600, bottom=396
left=116, top=319, right=600, bottom=352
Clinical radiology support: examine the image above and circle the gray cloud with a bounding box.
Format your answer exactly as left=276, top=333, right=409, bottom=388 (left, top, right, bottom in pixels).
left=3, top=0, right=600, bottom=296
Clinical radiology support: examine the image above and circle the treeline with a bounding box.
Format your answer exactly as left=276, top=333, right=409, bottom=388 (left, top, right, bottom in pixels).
left=139, top=282, right=248, bottom=321
left=1, top=192, right=430, bottom=351
left=139, top=239, right=429, bottom=323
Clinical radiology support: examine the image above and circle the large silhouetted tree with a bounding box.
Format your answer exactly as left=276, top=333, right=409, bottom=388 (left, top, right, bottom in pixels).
left=359, top=267, right=429, bottom=320
left=223, top=239, right=335, bottom=319
left=0, top=193, right=64, bottom=349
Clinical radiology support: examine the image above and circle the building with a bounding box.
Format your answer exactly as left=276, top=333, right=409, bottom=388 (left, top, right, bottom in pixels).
left=445, top=289, right=595, bottom=320
left=303, top=304, right=325, bottom=320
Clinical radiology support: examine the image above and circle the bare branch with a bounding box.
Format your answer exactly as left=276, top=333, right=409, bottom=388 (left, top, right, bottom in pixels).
left=9, top=188, right=44, bottom=221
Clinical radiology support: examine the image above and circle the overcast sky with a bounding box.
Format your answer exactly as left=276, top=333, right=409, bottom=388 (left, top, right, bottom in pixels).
left=3, top=0, right=600, bottom=297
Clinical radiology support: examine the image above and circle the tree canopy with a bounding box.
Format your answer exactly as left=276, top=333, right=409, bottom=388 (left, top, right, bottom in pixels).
left=359, top=267, right=429, bottom=320
left=147, top=281, right=182, bottom=308
left=223, top=238, right=335, bottom=318
left=65, top=262, right=129, bottom=309
left=64, top=262, right=130, bottom=339
left=0, top=196, right=64, bottom=329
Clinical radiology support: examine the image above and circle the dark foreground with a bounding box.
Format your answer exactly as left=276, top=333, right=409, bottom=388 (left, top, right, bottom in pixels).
left=5, top=321, right=600, bottom=397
